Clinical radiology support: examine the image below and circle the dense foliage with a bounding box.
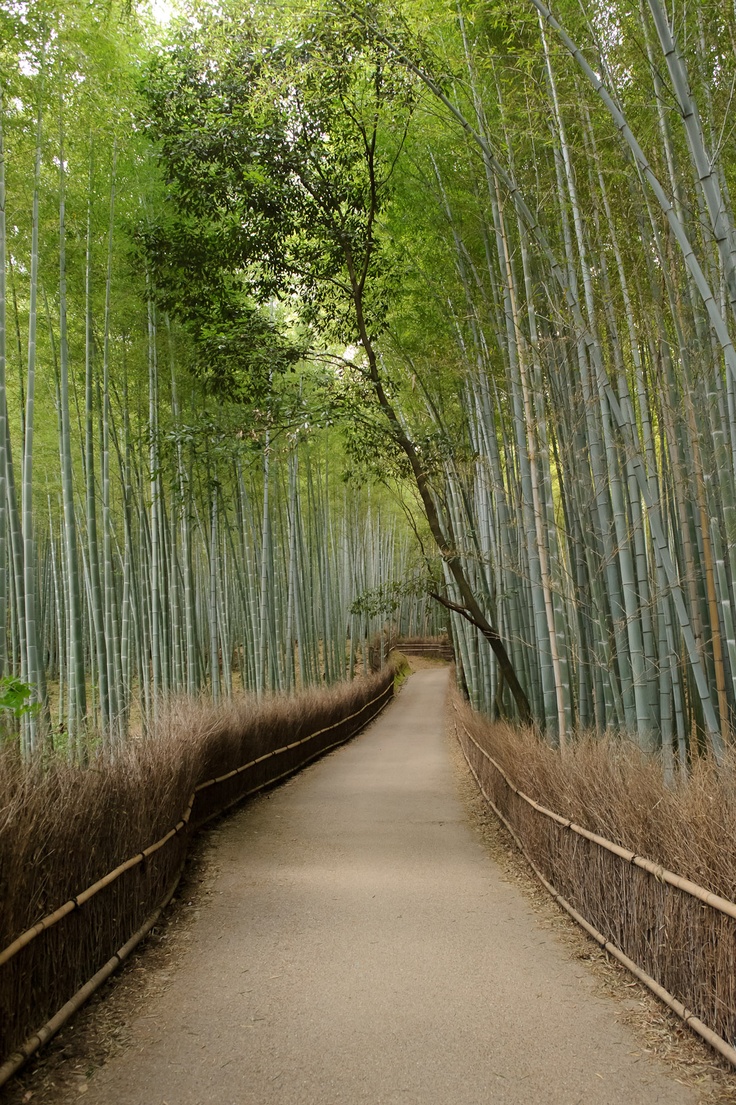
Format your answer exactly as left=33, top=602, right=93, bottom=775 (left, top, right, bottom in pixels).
left=4, top=0, right=736, bottom=766
left=0, top=0, right=436, bottom=757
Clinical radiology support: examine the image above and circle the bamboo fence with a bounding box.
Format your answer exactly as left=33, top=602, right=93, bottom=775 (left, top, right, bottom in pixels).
left=454, top=705, right=736, bottom=1066
left=0, top=672, right=395, bottom=1084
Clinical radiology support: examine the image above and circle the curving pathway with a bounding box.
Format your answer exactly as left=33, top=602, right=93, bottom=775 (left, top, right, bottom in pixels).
left=83, top=668, right=694, bottom=1105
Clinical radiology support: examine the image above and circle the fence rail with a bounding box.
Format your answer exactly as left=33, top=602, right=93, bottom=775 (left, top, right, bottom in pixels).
left=454, top=708, right=736, bottom=1069
left=392, top=639, right=455, bottom=660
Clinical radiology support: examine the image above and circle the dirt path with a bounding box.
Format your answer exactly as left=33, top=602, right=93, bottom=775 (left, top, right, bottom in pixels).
left=80, top=669, right=695, bottom=1105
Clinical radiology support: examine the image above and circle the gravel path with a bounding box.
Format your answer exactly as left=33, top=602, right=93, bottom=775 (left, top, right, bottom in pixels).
left=82, top=668, right=695, bottom=1105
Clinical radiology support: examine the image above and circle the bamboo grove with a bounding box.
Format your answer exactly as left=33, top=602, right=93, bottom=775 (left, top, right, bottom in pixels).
left=3, top=0, right=736, bottom=770
left=0, top=1, right=437, bottom=758
left=367, top=0, right=736, bottom=768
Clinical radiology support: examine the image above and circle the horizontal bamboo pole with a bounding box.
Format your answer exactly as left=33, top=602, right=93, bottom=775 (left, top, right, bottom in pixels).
left=0, top=683, right=393, bottom=968
left=194, top=684, right=394, bottom=829
left=454, top=718, right=736, bottom=1070
left=194, top=683, right=392, bottom=793
left=455, top=709, right=736, bottom=921
left=0, top=864, right=185, bottom=1091
left=0, top=792, right=196, bottom=969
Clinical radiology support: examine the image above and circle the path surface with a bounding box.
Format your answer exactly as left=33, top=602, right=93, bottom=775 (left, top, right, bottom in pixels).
left=84, top=669, right=695, bottom=1105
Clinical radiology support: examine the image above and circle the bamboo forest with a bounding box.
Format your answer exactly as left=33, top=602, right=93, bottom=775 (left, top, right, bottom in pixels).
left=3, top=0, right=736, bottom=765
left=8, top=0, right=736, bottom=1094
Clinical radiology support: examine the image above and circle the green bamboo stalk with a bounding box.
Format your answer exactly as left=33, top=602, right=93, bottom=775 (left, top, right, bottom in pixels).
left=146, top=290, right=160, bottom=721
left=57, top=102, right=87, bottom=749
left=0, top=86, right=8, bottom=685
left=84, top=144, right=109, bottom=739
left=21, top=96, right=44, bottom=755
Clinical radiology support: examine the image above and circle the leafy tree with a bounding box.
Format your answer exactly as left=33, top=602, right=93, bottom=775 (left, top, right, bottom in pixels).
left=140, top=0, right=533, bottom=721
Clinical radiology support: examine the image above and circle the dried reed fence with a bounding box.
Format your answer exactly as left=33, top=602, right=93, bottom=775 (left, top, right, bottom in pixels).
left=453, top=692, right=736, bottom=1066
left=0, top=667, right=397, bottom=1082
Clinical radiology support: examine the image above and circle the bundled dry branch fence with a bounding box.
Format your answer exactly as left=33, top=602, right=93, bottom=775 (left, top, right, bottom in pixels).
left=0, top=668, right=396, bottom=1083
left=454, top=698, right=736, bottom=1067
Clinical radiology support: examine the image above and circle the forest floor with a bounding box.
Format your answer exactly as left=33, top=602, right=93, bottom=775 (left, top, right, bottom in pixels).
left=6, top=664, right=735, bottom=1104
